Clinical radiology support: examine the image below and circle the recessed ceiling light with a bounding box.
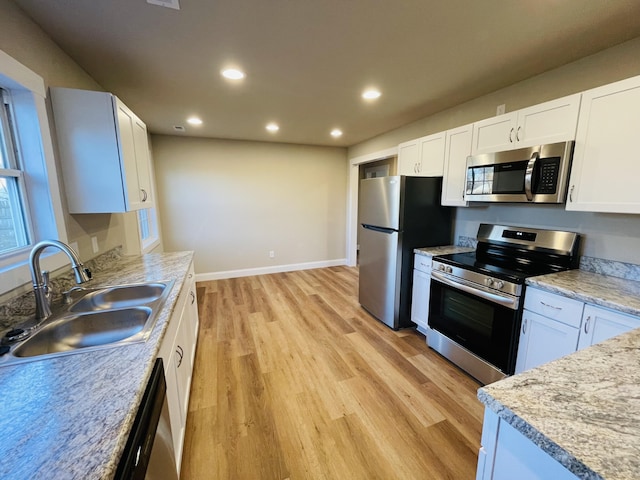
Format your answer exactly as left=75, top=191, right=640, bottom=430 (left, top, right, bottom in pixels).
left=362, top=89, right=381, bottom=100
left=187, top=117, right=203, bottom=126
left=222, top=68, right=245, bottom=80
left=330, top=129, right=343, bottom=138
left=266, top=123, right=279, bottom=133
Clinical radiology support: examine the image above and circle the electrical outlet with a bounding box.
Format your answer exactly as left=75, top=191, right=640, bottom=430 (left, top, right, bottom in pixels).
left=91, top=236, right=99, bottom=254
left=269, top=250, right=275, bottom=258
left=496, top=104, right=506, bottom=115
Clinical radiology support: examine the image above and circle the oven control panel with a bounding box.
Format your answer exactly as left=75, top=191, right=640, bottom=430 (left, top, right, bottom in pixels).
left=432, top=260, right=521, bottom=298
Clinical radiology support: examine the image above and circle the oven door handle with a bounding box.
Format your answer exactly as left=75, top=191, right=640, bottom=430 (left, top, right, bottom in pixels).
left=431, top=271, right=519, bottom=310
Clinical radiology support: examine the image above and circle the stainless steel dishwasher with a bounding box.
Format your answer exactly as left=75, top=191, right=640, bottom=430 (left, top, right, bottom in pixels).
left=115, top=358, right=178, bottom=480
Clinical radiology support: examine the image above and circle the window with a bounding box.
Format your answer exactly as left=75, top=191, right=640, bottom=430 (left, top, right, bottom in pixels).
left=0, top=88, right=31, bottom=254
left=0, top=48, right=68, bottom=295
left=138, top=206, right=159, bottom=253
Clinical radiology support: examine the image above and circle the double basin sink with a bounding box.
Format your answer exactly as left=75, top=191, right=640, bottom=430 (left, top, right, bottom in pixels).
left=0, top=280, right=174, bottom=366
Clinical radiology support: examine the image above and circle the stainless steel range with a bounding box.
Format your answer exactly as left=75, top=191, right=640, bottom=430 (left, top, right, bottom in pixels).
left=427, top=223, right=580, bottom=385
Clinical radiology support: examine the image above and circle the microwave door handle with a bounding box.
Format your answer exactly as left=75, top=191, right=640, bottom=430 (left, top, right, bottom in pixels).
left=524, top=151, right=539, bottom=201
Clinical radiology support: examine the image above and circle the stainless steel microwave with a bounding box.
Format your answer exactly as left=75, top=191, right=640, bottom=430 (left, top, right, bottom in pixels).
left=464, top=141, right=574, bottom=203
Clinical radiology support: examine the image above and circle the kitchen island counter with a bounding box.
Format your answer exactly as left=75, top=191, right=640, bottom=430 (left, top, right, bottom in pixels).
left=478, top=322, right=640, bottom=480
left=479, top=267, right=640, bottom=480
left=0, top=250, right=194, bottom=480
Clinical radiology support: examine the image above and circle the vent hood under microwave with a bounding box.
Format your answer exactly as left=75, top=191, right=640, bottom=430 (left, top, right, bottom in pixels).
left=464, top=141, right=574, bottom=204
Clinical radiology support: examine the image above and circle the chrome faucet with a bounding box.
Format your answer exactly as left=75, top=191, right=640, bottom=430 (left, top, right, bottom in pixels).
left=29, top=240, right=92, bottom=321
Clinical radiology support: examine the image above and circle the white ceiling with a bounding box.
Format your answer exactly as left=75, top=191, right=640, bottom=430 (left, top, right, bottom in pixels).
left=13, top=0, right=640, bottom=147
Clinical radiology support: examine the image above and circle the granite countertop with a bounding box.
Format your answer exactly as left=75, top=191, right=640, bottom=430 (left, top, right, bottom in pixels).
left=0, top=251, right=194, bottom=480
left=477, top=269, right=640, bottom=480
left=478, top=326, right=640, bottom=480
left=414, top=245, right=475, bottom=257
left=526, top=270, right=640, bottom=318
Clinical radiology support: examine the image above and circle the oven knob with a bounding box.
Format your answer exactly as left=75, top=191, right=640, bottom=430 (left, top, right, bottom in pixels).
left=495, top=280, right=504, bottom=289
left=485, top=278, right=494, bottom=286
left=445, top=266, right=453, bottom=274
left=438, top=264, right=446, bottom=271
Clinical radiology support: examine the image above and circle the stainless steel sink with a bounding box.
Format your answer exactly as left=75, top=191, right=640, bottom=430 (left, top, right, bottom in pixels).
left=12, top=308, right=151, bottom=357
left=0, top=279, right=175, bottom=366
left=69, top=283, right=168, bottom=312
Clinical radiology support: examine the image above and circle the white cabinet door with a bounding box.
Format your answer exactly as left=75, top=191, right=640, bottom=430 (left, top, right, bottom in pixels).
left=442, top=123, right=473, bottom=206
left=515, top=310, right=580, bottom=374
left=471, top=112, right=517, bottom=155
left=418, top=132, right=446, bottom=176
left=411, top=269, right=431, bottom=334
left=472, top=94, right=580, bottom=154
left=566, top=75, right=640, bottom=214
left=398, top=139, right=420, bottom=176
left=516, top=94, right=581, bottom=147
left=577, top=304, right=640, bottom=350
left=131, top=116, right=154, bottom=207
left=482, top=410, right=580, bottom=480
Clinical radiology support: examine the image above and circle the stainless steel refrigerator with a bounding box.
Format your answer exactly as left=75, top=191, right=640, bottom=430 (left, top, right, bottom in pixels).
left=358, top=176, right=452, bottom=330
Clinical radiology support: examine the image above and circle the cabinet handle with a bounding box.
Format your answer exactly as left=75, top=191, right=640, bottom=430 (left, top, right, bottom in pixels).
left=190, top=291, right=196, bottom=305
left=516, top=126, right=522, bottom=142
left=522, top=318, right=527, bottom=334
left=176, top=345, right=184, bottom=368
left=584, top=316, right=591, bottom=334
left=509, top=128, right=514, bottom=143
left=569, top=185, right=574, bottom=202
left=140, top=188, right=148, bottom=202
left=540, top=301, right=562, bottom=311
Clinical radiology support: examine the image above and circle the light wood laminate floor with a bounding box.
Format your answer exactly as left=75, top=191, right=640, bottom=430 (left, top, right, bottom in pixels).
left=182, top=266, right=483, bottom=479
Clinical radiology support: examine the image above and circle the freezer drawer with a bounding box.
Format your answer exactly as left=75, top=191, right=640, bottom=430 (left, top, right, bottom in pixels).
left=358, top=225, right=399, bottom=328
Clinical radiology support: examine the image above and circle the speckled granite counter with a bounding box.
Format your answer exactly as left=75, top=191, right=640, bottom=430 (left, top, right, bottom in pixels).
left=0, top=251, right=194, bottom=480
left=477, top=269, right=640, bottom=480
left=478, top=326, right=640, bottom=480
left=526, top=269, right=640, bottom=318
left=414, top=245, right=474, bottom=257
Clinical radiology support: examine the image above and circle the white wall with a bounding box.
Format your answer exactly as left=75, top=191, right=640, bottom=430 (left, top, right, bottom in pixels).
left=348, top=36, right=640, bottom=265
left=152, top=135, right=348, bottom=277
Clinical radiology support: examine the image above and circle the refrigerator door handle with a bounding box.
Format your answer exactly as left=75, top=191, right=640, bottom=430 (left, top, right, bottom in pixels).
left=362, top=224, right=397, bottom=234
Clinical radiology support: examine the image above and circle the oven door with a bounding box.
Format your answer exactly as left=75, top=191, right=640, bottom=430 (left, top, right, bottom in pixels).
left=428, top=272, right=521, bottom=375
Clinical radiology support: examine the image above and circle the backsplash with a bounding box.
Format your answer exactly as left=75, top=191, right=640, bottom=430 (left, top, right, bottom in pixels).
left=0, top=247, right=124, bottom=331
left=457, top=236, right=477, bottom=249
left=579, top=256, right=640, bottom=282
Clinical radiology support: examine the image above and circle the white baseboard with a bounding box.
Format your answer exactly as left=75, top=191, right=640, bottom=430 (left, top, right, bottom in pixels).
left=195, top=258, right=348, bottom=282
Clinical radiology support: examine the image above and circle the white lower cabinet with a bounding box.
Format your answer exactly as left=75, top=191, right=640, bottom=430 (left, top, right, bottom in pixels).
left=516, top=287, right=640, bottom=374
left=410, top=255, right=433, bottom=335
left=477, top=409, right=579, bottom=480
left=515, top=288, right=583, bottom=374
left=577, top=304, right=640, bottom=350
left=158, top=263, right=199, bottom=475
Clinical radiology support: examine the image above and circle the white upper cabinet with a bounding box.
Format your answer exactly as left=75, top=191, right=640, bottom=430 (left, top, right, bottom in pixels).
left=441, top=123, right=473, bottom=206
left=566, top=75, right=640, bottom=214
left=50, top=87, right=154, bottom=213
left=398, top=132, right=445, bottom=177
left=471, top=94, right=581, bottom=154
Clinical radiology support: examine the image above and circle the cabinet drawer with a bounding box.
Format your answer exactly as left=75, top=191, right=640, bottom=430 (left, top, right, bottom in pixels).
left=524, top=288, right=584, bottom=328
left=414, top=255, right=432, bottom=273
